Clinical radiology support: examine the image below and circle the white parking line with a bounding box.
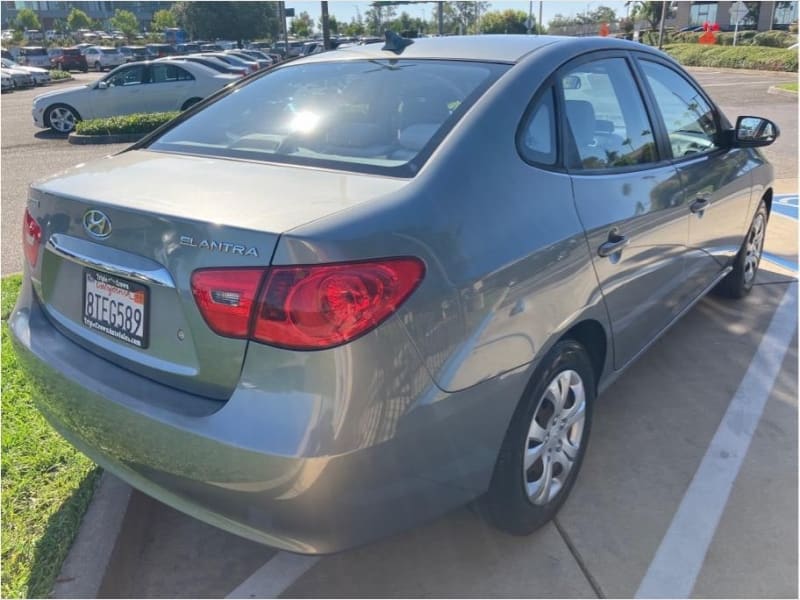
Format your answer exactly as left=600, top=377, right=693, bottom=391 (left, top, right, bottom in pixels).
left=701, top=80, right=788, bottom=87
left=226, top=552, right=320, bottom=599
left=636, top=284, right=798, bottom=598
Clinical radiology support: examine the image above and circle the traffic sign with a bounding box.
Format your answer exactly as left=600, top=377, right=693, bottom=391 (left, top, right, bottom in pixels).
left=729, top=1, right=748, bottom=23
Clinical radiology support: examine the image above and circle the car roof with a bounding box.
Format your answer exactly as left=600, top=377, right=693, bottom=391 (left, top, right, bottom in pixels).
left=297, top=34, right=662, bottom=64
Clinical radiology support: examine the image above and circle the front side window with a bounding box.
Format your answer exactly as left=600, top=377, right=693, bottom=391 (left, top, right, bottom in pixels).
left=561, top=58, right=657, bottom=170
left=639, top=60, right=719, bottom=159
left=148, top=60, right=507, bottom=176
left=106, top=65, right=145, bottom=87
left=519, top=87, right=557, bottom=166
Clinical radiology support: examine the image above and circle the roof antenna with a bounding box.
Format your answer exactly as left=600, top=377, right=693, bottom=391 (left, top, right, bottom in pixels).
left=382, top=30, right=414, bottom=54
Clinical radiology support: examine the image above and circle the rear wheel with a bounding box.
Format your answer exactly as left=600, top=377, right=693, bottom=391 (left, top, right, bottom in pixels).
left=45, top=104, right=80, bottom=134
left=482, top=340, right=594, bottom=535
left=95, top=61, right=102, bottom=72
left=715, top=201, right=768, bottom=299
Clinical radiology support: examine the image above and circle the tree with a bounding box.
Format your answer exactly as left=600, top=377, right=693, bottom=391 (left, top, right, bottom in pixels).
left=67, top=8, right=92, bottom=31
left=151, top=8, right=177, bottom=32
left=481, top=9, right=529, bottom=34
left=290, top=11, right=314, bottom=37
left=14, top=8, right=41, bottom=32
left=318, top=14, right=339, bottom=35
left=179, top=2, right=279, bottom=46
left=364, top=2, right=397, bottom=35
left=342, top=16, right=365, bottom=37
left=111, top=9, right=140, bottom=41
left=628, top=1, right=661, bottom=30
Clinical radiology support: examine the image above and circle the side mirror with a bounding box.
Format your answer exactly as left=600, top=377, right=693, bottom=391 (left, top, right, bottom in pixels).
left=734, top=116, right=779, bottom=147
left=96, top=81, right=108, bottom=89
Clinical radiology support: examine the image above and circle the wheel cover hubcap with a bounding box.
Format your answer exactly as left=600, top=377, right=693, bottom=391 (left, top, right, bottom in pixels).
left=50, top=107, right=75, bottom=133
left=744, top=213, right=765, bottom=285
left=523, top=369, right=586, bottom=505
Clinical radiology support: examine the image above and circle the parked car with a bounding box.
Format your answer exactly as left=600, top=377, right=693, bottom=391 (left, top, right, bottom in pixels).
left=176, top=42, right=202, bottom=54
left=17, top=46, right=51, bottom=68
left=146, top=43, right=178, bottom=59
left=161, top=55, right=248, bottom=77
left=13, top=36, right=778, bottom=554
left=119, top=45, right=148, bottom=63
left=50, top=47, right=89, bottom=73
left=225, top=49, right=270, bottom=69
left=1, top=58, right=50, bottom=85
left=271, top=39, right=306, bottom=57
left=32, top=60, right=239, bottom=133
left=205, top=52, right=258, bottom=73
left=1, top=65, right=35, bottom=89
left=83, top=46, right=126, bottom=71
left=1, top=70, right=13, bottom=92
left=199, top=43, right=225, bottom=53
left=233, top=48, right=274, bottom=67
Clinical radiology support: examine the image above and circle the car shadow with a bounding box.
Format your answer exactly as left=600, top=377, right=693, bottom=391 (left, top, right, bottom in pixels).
left=23, top=466, right=102, bottom=598
left=34, top=130, right=68, bottom=141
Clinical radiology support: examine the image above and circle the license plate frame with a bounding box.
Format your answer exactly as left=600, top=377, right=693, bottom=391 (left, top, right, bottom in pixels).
left=82, top=268, right=149, bottom=349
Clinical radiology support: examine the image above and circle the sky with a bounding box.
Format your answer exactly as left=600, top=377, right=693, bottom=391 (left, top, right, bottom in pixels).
left=288, top=1, right=632, bottom=27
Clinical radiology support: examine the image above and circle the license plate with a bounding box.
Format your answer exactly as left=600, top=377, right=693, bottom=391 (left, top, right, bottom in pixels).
left=83, top=269, right=148, bottom=348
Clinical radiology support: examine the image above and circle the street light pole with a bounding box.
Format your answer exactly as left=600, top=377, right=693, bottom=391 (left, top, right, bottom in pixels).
left=657, top=0, right=667, bottom=49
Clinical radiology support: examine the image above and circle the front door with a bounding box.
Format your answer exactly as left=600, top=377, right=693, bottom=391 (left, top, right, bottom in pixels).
left=92, top=64, right=147, bottom=118
left=561, top=54, right=691, bottom=369
left=635, top=57, right=753, bottom=293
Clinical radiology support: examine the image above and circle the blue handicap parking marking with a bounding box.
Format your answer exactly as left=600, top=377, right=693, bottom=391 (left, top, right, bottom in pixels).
left=772, top=194, right=798, bottom=220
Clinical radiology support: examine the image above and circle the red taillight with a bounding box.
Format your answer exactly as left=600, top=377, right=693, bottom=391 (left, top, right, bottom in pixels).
left=252, top=258, right=425, bottom=350
left=191, top=268, right=266, bottom=337
left=22, top=208, right=42, bottom=267
left=190, top=258, right=425, bottom=350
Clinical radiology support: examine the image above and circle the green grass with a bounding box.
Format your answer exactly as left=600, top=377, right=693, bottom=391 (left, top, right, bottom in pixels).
left=74, top=111, right=179, bottom=136
left=663, top=44, right=798, bottom=72
left=776, top=81, right=799, bottom=92
left=48, top=70, right=71, bottom=81
left=1, top=274, right=101, bottom=599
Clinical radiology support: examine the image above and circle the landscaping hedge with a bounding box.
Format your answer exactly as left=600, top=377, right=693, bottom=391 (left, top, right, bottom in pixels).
left=49, top=69, right=71, bottom=81
left=75, top=111, right=179, bottom=136
left=663, top=44, right=798, bottom=72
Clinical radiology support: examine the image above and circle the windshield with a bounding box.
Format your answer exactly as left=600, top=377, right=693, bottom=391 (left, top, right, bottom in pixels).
left=101, top=49, right=118, bottom=55
left=148, top=59, right=506, bottom=176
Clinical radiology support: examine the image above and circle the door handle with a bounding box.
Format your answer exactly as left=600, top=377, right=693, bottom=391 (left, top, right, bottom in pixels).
left=690, top=196, right=710, bottom=214
left=598, top=230, right=629, bottom=258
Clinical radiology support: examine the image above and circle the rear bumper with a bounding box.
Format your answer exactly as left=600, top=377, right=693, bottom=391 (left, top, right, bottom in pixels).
left=9, top=277, right=525, bottom=553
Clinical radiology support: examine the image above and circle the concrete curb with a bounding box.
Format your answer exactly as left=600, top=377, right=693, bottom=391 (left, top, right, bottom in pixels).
left=68, top=132, right=143, bottom=145
left=52, top=472, right=132, bottom=599
left=686, top=65, right=798, bottom=77
left=768, top=85, right=798, bottom=97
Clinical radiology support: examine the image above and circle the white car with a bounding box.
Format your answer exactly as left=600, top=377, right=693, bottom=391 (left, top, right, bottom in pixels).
left=82, top=46, right=126, bottom=71
left=32, top=60, right=239, bottom=133
left=1, top=66, right=34, bottom=89
left=1, top=58, right=50, bottom=85
left=1, top=71, right=13, bottom=92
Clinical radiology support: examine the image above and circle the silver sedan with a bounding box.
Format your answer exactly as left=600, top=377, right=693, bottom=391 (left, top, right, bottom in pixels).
left=10, top=34, right=777, bottom=553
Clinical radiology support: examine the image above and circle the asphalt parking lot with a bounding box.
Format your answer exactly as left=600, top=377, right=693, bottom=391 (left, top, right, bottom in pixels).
left=1, top=67, right=797, bottom=598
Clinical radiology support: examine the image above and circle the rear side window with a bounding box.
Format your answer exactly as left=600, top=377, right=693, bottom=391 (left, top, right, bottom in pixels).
left=638, top=60, right=719, bottom=159
left=148, top=60, right=508, bottom=177
left=519, top=87, right=557, bottom=166
left=561, top=58, right=657, bottom=170
left=151, top=64, right=194, bottom=83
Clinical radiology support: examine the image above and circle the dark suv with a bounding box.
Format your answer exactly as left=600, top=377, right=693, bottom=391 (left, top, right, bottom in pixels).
left=50, top=47, right=88, bottom=72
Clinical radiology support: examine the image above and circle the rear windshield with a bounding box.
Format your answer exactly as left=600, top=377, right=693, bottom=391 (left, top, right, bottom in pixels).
left=148, top=59, right=507, bottom=177
left=101, top=49, right=119, bottom=55
left=22, top=47, right=47, bottom=55
left=63, top=49, right=81, bottom=55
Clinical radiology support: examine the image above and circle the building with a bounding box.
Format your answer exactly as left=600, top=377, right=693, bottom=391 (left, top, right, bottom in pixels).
left=670, top=1, right=798, bottom=31
left=1, top=1, right=174, bottom=30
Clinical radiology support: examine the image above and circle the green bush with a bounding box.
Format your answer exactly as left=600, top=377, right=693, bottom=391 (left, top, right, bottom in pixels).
left=75, top=111, right=179, bottom=136
left=663, top=44, right=798, bottom=72
left=752, top=30, right=797, bottom=47
left=49, top=69, right=71, bottom=81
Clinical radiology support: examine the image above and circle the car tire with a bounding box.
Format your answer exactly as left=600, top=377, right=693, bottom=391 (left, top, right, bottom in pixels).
left=82, top=66, right=88, bottom=73
left=181, top=97, right=203, bottom=111
left=45, top=104, right=80, bottom=134
left=481, top=339, right=595, bottom=535
left=95, top=61, right=102, bottom=72
left=714, top=200, right=768, bottom=299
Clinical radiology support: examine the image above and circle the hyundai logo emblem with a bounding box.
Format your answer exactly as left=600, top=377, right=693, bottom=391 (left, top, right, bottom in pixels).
left=83, top=209, right=112, bottom=239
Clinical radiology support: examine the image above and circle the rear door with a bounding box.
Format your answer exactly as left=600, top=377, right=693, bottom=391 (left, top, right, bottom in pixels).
left=634, top=56, right=753, bottom=293
left=561, top=53, right=693, bottom=369
left=147, top=63, right=195, bottom=111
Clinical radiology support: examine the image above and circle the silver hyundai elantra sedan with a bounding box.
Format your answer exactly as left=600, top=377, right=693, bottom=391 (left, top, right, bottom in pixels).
left=10, top=34, right=778, bottom=553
